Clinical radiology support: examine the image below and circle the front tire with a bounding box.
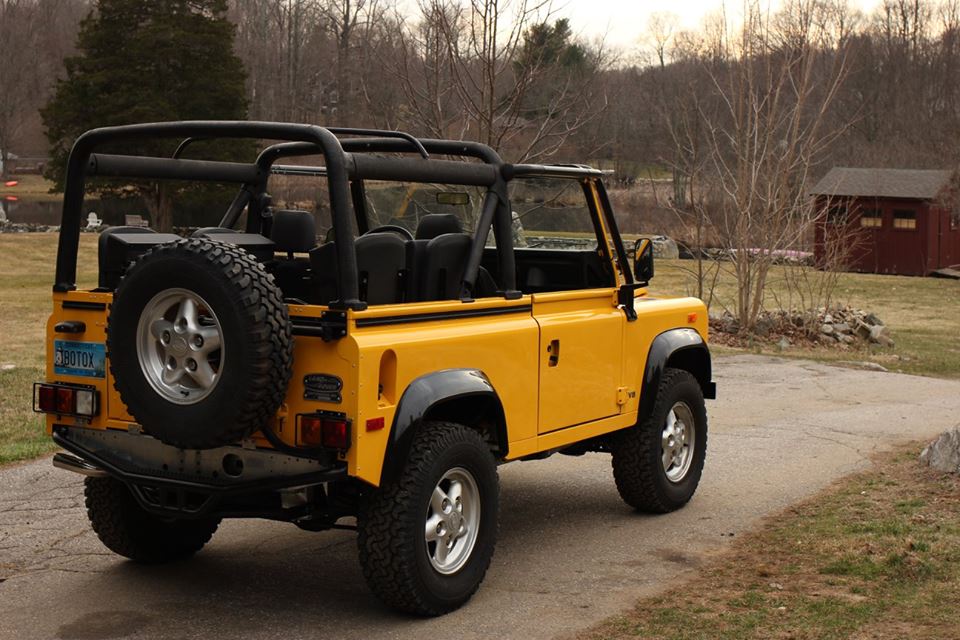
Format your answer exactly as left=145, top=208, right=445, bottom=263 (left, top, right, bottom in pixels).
left=84, top=477, right=220, bottom=563
left=357, top=422, right=499, bottom=615
left=611, top=368, right=708, bottom=513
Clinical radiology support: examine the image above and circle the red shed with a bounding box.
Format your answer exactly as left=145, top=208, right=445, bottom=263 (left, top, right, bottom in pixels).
left=811, top=168, right=960, bottom=276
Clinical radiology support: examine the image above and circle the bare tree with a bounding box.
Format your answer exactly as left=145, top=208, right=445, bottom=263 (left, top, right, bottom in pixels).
left=665, top=0, right=853, bottom=330
left=0, top=1, right=38, bottom=175
left=323, top=0, right=387, bottom=121
left=386, top=0, right=605, bottom=161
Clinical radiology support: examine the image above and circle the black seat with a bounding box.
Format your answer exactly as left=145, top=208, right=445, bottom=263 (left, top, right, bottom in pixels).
left=98, top=226, right=180, bottom=289
left=407, top=214, right=467, bottom=301
left=415, top=213, right=462, bottom=240
left=357, top=233, right=407, bottom=305
left=270, top=210, right=317, bottom=255
left=270, top=210, right=317, bottom=301
left=309, top=242, right=339, bottom=304
left=309, top=230, right=409, bottom=306
left=418, top=233, right=472, bottom=301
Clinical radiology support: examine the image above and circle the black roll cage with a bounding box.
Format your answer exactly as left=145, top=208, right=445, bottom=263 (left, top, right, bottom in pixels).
left=55, top=121, right=630, bottom=310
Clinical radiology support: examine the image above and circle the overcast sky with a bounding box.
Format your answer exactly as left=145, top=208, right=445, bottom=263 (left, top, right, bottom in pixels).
left=562, top=0, right=885, bottom=50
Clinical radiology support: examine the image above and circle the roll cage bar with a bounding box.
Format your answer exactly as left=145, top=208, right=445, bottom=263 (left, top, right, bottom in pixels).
left=55, top=121, right=629, bottom=309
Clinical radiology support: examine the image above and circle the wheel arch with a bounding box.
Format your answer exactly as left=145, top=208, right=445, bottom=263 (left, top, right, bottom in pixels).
left=638, top=328, right=716, bottom=422
left=380, top=369, right=507, bottom=485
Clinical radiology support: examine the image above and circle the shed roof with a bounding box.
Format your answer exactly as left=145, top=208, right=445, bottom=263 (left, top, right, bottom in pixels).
left=810, top=167, right=954, bottom=200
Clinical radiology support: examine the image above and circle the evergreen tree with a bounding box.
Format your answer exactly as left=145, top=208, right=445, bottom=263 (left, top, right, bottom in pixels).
left=516, top=19, right=589, bottom=75
left=42, top=0, right=249, bottom=231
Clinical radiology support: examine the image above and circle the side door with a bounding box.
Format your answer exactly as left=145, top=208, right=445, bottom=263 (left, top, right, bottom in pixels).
left=533, top=289, right=624, bottom=433
left=508, top=176, right=625, bottom=434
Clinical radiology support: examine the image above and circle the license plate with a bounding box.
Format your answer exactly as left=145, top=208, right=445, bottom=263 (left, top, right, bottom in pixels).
left=54, top=340, right=106, bottom=378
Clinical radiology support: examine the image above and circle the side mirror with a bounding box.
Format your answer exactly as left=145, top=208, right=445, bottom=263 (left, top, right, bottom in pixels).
left=634, top=238, right=655, bottom=285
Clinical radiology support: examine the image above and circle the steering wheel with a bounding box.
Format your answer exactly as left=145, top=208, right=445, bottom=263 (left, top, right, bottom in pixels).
left=366, top=224, right=415, bottom=241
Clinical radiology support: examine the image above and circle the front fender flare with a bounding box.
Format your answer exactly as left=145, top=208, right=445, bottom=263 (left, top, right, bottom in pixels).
left=638, top=328, right=716, bottom=421
left=380, top=369, right=505, bottom=485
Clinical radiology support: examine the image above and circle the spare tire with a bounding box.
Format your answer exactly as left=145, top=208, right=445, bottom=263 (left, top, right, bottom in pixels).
left=107, top=238, right=293, bottom=449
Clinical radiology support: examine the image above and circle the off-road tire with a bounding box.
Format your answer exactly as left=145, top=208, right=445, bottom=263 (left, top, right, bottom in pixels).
left=84, top=476, right=220, bottom=563
left=107, top=238, right=292, bottom=449
left=611, top=368, right=708, bottom=513
left=357, top=422, right=499, bottom=616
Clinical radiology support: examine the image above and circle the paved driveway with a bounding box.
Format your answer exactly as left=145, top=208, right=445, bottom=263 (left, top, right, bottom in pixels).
left=1, top=355, right=958, bottom=640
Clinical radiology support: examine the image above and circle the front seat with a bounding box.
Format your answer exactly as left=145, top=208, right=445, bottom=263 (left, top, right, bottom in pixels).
left=407, top=214, right=467, bottom=301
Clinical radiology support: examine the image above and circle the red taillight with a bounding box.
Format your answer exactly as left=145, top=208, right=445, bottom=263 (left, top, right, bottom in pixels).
left=366, top=417, right=385, bottom=432
left=321, top=419, right=349, bottom=450
left=34, top=383, right=98, bottom=417
left=299, top=414, right=351, bottom=451
left=56, top=387, right=75, bottom=414
left=300, top=415, right=323, bottom=446
left=37, top=385, right=57, bottom=412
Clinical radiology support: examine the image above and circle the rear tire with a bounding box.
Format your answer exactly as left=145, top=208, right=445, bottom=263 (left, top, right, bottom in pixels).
left=611, top=368, right=708, bottom=513
left=357, top=422, right=499, bottom=615
left=84, top=476, right=220, bottom=563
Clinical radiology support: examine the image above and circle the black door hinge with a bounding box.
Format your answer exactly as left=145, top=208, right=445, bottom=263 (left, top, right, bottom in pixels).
left=290, top=311, right=348, bottom=341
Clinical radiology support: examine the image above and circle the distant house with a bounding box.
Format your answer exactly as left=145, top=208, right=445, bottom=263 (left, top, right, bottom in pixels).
left=811, top=167, right=960, bottom=276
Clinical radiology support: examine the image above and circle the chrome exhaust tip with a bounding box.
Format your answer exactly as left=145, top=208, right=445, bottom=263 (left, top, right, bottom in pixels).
left=52, top=452, right=109, bottom=478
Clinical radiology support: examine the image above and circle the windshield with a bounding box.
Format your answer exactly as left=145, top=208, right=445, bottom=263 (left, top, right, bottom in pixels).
left=363, top=181, right=488, bottom=236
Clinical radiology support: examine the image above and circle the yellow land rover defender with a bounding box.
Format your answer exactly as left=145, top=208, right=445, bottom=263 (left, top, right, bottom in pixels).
left=36, top=122, right=715, bottom=615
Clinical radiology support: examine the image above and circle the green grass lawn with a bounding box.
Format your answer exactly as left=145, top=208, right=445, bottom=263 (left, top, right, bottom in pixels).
left=0, top=233, right=957, bottom=464
left=650, top=259, right=960, bottom=379
left=582, top=445, right=960, bottom=640
left=0, top=233, right=98, bottom=463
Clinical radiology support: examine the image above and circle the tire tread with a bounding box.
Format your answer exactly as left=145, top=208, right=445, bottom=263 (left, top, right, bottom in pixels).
left=84, top=476, right=220, bottom=563
left=107, top=238, right=292, bottom=449
left=357, top=422, right=498, bottom=615
left=611, top=368, right=708, bottom=513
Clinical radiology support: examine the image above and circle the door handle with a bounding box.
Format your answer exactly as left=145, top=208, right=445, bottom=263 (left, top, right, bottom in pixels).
left=547, top=339, right=560, bottom=367
left=54, top=320, right=86, bottom=334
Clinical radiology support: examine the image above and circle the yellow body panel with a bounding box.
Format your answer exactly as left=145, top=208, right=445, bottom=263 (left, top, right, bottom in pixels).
left=45, top=291, right=116, bottom=434
left=342, top=298, right=539, bottom=483
left=43, top=180, right=709, bottom=488
left=46, top=287, right=706, bottom=486
left=532, top=288, right=624, bottom=433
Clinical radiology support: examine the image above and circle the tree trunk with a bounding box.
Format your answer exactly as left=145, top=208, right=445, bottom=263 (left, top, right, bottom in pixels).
left=143, top=185, right=174, bottom=232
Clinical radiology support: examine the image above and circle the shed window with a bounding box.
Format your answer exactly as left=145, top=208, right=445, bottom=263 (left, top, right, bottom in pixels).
left=826, top=205, right=848, bottom=225
left=860, top=209, right=883, bottom=228
left=893, top=209, right=917, bottom=230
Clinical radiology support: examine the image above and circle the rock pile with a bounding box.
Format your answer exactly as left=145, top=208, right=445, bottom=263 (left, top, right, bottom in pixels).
left=709, top=304, right=893, bottom=350
left=817, top=306, right=894, bottom=347
left=0, top=220, right=59, bottom=233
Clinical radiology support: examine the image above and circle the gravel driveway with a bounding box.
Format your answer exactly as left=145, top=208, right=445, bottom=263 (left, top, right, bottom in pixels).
left=1, top=355, right=958, bottom=640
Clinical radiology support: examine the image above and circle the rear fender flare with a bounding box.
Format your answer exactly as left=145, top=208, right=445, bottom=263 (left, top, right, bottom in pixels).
left=380, top=369, right=507, bottom=485
left=638, top=328, right=715, bottom=422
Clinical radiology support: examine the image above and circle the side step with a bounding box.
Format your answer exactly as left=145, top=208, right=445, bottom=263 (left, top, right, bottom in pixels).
left=52, top=452, right=109, bottom=478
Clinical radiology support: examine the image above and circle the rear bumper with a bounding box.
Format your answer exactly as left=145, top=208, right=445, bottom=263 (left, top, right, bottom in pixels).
left=53, top=425, right=347, bottom=519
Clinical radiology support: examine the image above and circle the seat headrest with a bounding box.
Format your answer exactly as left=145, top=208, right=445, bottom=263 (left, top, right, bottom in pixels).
left=270, top=209, right=317, bottom=254
left=415, top=213, right=463, bottom=240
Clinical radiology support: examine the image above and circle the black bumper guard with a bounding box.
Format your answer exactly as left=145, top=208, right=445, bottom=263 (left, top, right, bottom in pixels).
left=53, top=426, right=347, bottom=520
